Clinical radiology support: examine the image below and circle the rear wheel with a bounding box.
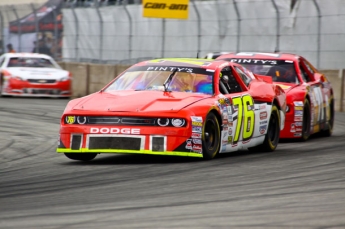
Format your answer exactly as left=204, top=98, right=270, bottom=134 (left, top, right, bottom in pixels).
left=249, top=105, right=280, bottom=152
left=320, top=97, right=334, bottom=137
left=301, top=99, right=311, bottom=141
left=64, top=153, right=97, bottom=161
left=202, top=113, right=220, bottom=160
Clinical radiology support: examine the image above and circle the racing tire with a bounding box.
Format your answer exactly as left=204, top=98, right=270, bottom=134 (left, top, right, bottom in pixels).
left=202, top=112, right=221, bottom=160
left=248, top=105, right=280, bottom=152
left=64, top=153, right=97, bottom=161
left=320, top=97, right=334, bottom=137
left=301, top=99, right=311, bottom=141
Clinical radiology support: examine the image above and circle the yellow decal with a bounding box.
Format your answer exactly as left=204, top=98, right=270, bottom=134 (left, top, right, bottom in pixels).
left=66, top=116, right=75, bottom=124
left=143, top=0, right=189, bottom=19
left=232, top=95, right=255, bottom=143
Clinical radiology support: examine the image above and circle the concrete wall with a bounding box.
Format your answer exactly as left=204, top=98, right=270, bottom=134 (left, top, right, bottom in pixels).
left=58, top=62, right=345, bottom=112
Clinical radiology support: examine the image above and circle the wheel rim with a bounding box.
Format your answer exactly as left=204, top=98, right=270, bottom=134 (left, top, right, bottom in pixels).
left=204, top=119, right=217, bottom=150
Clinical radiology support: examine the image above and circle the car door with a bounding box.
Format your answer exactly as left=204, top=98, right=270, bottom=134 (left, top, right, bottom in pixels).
left=217, top=65, right=257, bottom=153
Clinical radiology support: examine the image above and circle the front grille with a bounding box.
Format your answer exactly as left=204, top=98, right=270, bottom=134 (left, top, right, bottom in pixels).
left=28, top=79, right=56, bottom=84
left=152, top=137, right=164, bottom=151
left=88, top=136, right=141, bottom=150
left=23, top=88, right=61, bottom=95
left=71, top=135, right=82, bottom=150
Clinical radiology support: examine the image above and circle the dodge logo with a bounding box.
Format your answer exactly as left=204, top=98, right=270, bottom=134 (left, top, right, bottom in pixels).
left=90, top=127, right=140, bottom=134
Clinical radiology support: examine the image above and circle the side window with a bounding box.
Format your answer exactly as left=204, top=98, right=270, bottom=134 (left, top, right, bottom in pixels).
left=299, top=62, right=312, bottom=82
left=234, top=66, right=252, bottom=86
left=303, top=60, right=315, bottom=74
left=219, top=67, right=242, bottom=94
left=0, top=57, right=5, bottom=68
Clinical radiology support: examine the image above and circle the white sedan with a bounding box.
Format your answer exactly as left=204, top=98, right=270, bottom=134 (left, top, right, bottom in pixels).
left=0, top=53, right=71, bottom=97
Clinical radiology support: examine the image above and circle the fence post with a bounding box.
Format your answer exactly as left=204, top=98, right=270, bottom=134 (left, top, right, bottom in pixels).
left=0, top=7, right=4, bottom=54
left=11, top=5, right=21, bottom=52
left=123, top=0, right=132, bottom=60
left=271, top=0, right=280, bottom=52
left=71, top=4, right=79, bottom=61
left=95, top=4, right=103, bottom=61
left=232, top=0, right=241, bottom=52
left=312, top=0, right=321, bottom=69
left=191, top=0, right=201, bottom=57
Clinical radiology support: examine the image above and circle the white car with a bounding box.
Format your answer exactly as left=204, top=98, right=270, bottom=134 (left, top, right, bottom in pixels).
left=0, top=53, right=71, bottom=97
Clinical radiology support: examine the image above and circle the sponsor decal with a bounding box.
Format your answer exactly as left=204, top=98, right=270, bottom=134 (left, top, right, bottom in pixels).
left=191, top=132, right=202, bottom=138
left=228, top=121, right=233, bottom=127
left=192, top=121, right=202, bottom=127
left=228, top=128, right=232, bottom=135
left=260, top=111, right=267, bottom=120
left=290, top=123, right=296, bottom=133
left=146, top=66, right=192, bottom=72
left=186, top=139, right=192, bottom=149
left=223, top=126, right=228, bottom=131
left=259, top=125, right=267, bottom=134
left=296, top=127, right=302, bottom=132
left=192, top=126, right=202, bottom=133
left=294, top=116, right=303, bottom=121
left=66, top=116, right=75, bottom=124
left=294, top=110, right=303, bottom=116
left=222, top=119, right=228, bottom=125
left=294, top=101, right=304, bottom=106
left=191, top=116, right=203, bottom=122
left=295, top=122, right=303, bottom=127
left=90, top=127, right=140, bottom=134
left=193, top=149, right=202, bottom=154
left=229, top=59, right=277, bottom=65
left=294, top=133, right=302, bottom=137
left=228, top=136, right=233, bottom=144
left=260, top=104, right=267, bottom=110
left=193, top=139, right=202, bottom=144
left=294, top=106, right=303, bottom=111
left=260, top=120, right=268, bottom=125
left=227, top=106, right=232, bottom=115
left=192, top=144, right=202, bottom=151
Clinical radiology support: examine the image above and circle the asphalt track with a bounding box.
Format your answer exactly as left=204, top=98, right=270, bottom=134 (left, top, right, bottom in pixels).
left=0, top=97, right=344, bottom=229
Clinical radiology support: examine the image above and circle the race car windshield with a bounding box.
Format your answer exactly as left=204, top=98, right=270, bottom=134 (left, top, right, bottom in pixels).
left=104, top=67, right=214, bottom=95
left=225, top=59, right=299, bottom=84
left=7, top=57, right=57, bottom=68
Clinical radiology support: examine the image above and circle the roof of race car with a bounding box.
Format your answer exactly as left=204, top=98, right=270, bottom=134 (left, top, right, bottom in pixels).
left=2, top=52, right=52, bottom=59
left=134, top=58, right=230, bottom=69
left=216, top=52, right=300, bottom=61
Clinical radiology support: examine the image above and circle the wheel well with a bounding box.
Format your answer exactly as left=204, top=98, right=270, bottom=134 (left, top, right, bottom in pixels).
left=210, top=109, right=223, bottom=130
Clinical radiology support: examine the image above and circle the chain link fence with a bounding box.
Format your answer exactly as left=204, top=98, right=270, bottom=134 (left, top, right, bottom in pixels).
left=1, top=0, right=345, bottom=69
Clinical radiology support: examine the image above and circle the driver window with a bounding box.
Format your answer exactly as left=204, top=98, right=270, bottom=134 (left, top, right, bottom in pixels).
left=299, top=63, right=311, bottom=82
left=219, top=67, right=242, bottom=94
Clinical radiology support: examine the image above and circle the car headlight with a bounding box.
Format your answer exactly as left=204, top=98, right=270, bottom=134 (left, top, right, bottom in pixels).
left=171, top=118, right=185, bottom=127
left=60, top=76, right=69, bottom=82
left=157, top=118, right=169, bottom=127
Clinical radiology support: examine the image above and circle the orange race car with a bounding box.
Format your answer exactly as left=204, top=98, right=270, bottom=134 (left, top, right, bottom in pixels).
left=215, top=52, right=334, bottom=140
left=57, top=58, right=286, bottom=161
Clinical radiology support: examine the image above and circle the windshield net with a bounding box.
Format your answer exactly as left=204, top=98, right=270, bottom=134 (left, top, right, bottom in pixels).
left=105, top=66, right=214, bottom=95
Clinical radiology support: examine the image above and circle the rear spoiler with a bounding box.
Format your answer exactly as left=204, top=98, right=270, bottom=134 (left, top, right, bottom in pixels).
left=254, top=74, right=273, bottom=84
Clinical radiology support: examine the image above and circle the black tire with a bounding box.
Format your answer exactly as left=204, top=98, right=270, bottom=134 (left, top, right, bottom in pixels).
left=249, top=105, right=280, bottom=152
left=301, top=99, right=311, bottom=141
left=202, top=112, right=221, bottom=160
left=64, top=153, right=97, bottom=161
left=320, top=97, right=334, bottom=137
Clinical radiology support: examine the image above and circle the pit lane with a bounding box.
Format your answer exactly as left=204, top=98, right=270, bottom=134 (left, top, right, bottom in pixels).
left=0, top=97, right=344, bottom=229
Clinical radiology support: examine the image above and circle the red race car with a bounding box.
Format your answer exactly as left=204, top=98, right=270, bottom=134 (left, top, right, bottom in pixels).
left=216, top=52, right=334, bottom=140
left=57, top=58, right=286, bottom=161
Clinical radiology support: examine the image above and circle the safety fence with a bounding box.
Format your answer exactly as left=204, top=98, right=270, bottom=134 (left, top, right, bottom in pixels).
left=1, top=0, right=345, bottom=70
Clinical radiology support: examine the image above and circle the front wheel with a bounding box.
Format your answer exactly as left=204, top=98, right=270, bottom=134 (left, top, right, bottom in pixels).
left=64, top=153, right=97, bottom=161
left=301, top=99, right=311, bottom=141
left=202, top=112, right=220, bottom=160
left=249, top=104, right=280, bottom=152
left=320, top=97, right=334, bottom=137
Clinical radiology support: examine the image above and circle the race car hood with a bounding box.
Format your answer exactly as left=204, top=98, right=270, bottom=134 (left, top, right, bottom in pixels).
left=273, top=82, right=299, bottom=94
left=6, top=67, right=69, bottom=80
left=72, top=91, right=211, bottom=113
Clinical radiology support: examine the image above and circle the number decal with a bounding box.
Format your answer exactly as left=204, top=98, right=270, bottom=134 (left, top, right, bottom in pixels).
left=312, top=86, right=324, bottom=122
left=232, top=95, right=255, bottom=144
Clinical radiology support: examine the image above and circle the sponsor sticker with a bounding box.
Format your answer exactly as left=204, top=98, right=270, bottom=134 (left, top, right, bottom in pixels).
left=294, top=101, right=304, bottom=106
left=260, top=111, right=267, bottom=120
left=193, top=139, right=202, bottom=144
left=192, top=121, right=202, bottom=127
left=260, top=120, right=268, bottom=125
left=260, top=104, right=267, bottom=110
left=66, top=116, right=75, bottom=124
left=294, top=116, right=303, bottom=121
left=192, top=144, right=202, bottom=151
left=295, top=122, right=303, bottom=127
left=294, top=110, right=303, bottom=116
left=191, top=116, right=203, bottom=122
left=191, top=133, right=201, bottom=138
left=294, top=133, right=302, bottom=137
left=90, top=127, right=140, bottom=134
left=228, top=136, right=233, bottom=144
left=259, top=125, right=267, bottom=134
left=296, top=127, right=302, bottom=132
left=185, top=139, right=192, bottom=150
left=192, top=126, right=202, bottom=133
left=290, top=123, right=296, bottom=133
left=228, top=128, right=232, bottom=135
left=294, top=106, right=303, bottom=111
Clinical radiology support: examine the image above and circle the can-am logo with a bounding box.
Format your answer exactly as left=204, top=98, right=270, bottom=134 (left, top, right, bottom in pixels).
left=90, top=128, right=140, bottom=134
